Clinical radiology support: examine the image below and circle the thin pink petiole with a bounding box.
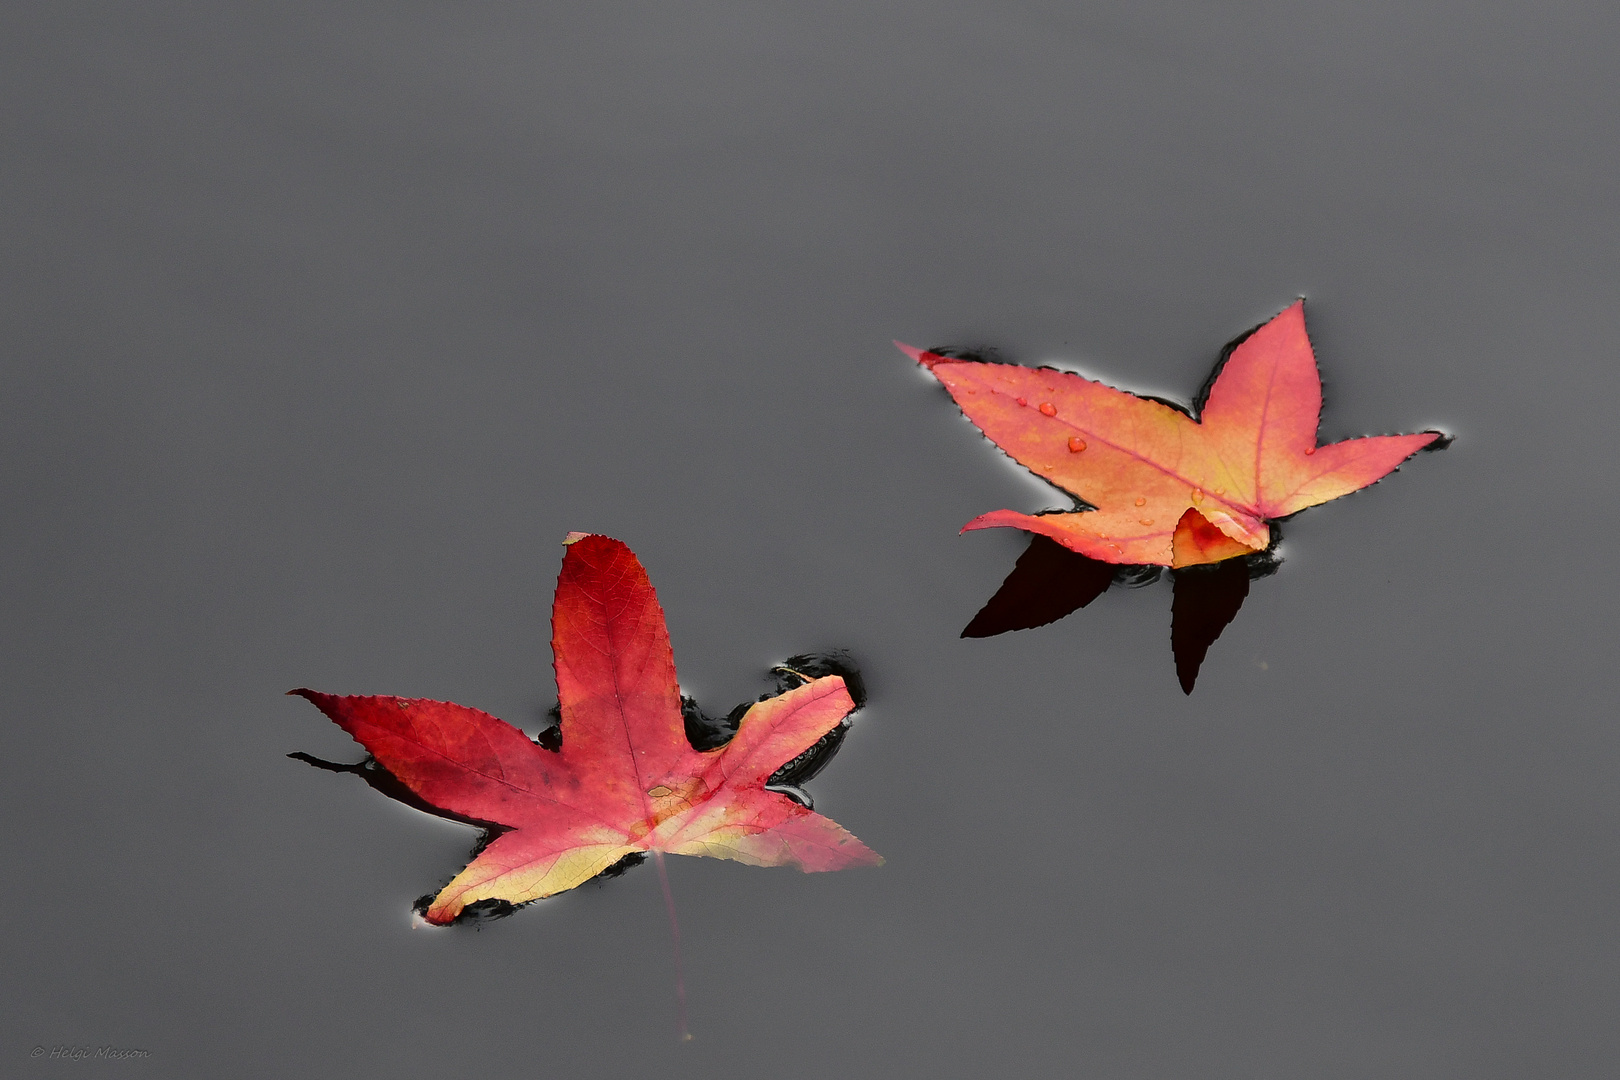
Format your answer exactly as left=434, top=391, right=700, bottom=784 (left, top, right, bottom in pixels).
left=652, top=850, right=692, bottom=1042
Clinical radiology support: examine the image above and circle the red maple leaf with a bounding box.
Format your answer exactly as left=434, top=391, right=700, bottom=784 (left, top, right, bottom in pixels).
left=294, top=533, right=880, bottom=925
left=900, top=301, right=1443, bottom=568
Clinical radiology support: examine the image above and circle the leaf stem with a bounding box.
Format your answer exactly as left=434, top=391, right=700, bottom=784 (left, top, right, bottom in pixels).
left=652, top=850, right=691, bottom=1042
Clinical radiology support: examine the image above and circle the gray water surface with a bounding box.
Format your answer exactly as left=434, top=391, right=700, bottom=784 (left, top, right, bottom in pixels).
left=4, top=3, right=1618, bottom=1077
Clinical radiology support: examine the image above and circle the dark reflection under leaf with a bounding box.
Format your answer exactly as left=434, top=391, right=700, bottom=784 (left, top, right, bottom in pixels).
left=964, top=532, right=1278, bottom=693
left=962, top=534, right=1116, bottom=637
left=1170, top=558, right=1251, bottom=694
left=678, top=651, right=865, bottom=810
left=288, top=650, right=866, bottom=924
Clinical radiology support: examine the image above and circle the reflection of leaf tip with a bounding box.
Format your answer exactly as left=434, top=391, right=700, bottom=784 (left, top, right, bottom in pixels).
left=1421, top=431, right=1455, bottom=452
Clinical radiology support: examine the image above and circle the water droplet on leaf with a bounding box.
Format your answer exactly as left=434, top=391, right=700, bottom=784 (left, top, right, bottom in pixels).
left=1039, top=402, right=1057, bottom=416
left=1068, top=437, right=1087, bottom=453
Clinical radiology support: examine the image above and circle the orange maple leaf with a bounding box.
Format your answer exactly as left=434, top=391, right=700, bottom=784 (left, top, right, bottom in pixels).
left=294, top=533, right=880, bottom=924
left=901, top=301, right=1442, bottom=568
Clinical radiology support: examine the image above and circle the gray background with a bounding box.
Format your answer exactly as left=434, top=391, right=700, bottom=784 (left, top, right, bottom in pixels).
left=3, top=2, right=1616, bottom=1077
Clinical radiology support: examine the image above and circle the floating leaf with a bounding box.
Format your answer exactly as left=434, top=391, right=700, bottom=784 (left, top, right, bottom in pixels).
left=294, top=533, right=880, bottom=924
left=902, top=300, right=1442, bottom=568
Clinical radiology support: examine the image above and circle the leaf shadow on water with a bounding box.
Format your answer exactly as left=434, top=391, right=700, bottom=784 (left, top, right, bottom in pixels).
left=962, top=533, right=1280, bottom=694
left=288, top=651, right=866, bottom=926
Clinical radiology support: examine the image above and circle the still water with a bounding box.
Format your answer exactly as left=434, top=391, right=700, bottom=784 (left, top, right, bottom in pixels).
left=4, top=3, right=1618, bottom=1077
